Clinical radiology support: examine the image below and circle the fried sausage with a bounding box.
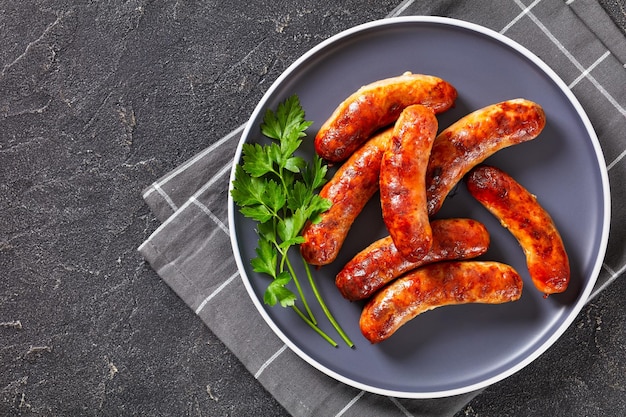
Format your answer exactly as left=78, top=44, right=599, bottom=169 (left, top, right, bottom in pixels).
left=300, top=128, right=393, bottom=266
left=336, top=218, right=490, bottom=301
left=466, top=165, right=570, bottom=296
left=380, top=105, right=439, bottom=261
left=315, top=72, right=457, bottom=162
left=360, top=261, right=523, bottom=344
left=426, top=98, right=546, bottom=216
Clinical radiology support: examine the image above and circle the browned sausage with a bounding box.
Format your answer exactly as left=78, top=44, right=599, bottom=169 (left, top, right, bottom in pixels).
left=336, top=218, right=490, bottom=301
left=300, top=128, right=393, bottom=266
left=380, top=104, right=438, bottom=261
left=360, top=261, right=523, bottom=344
left=466, top=165, right=570, bottom=296
left=426, top=99, right=546, bottom=216
left=315, top=72, right=457, bottom=162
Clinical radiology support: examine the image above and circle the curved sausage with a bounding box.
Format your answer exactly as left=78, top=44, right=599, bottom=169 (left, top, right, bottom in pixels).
left=315, top=72, right=457, bottom=162
left=300, top=128, right=393, bottom=266
left=360, top=261, right=523, bottom=344
left=466, top=165, right=570, bottom=296
left=336, top=218, right=490, bottom=301
left=380, top=104, right=438, bottom=261
left=426, top=98, right=546, bottom=216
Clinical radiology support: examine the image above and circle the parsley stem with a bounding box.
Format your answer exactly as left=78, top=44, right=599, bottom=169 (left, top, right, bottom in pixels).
left=302, top=256, right=354, bottom=348
left=291, top=305, right=338, bottom=347
left=284, top=251, right=317, bottom=325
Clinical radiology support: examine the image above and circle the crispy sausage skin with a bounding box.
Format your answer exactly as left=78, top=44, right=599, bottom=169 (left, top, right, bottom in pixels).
left=360, top=261, right=523, bottom=344
left=380, top=104, right=439, bottom=261
left=315, top=72, right=457, bottom=162
left=336, top=218, right=490, bottom=301
left=300, top=128, right=393, bottom=266
left=426, top=99, right=546, bottom=216
left=466, top=165, right=570, bottom=296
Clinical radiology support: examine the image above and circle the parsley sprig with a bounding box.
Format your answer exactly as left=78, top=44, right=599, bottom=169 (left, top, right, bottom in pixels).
left=231, top=95, right=353, bottom=348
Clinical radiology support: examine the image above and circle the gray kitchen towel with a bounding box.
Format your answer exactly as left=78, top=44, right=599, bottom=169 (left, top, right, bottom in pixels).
left=138, top=1, right=626, bottom=415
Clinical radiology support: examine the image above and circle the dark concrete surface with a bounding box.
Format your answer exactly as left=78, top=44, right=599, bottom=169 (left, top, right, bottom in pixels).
left=1, top=1, right=624, bottom=416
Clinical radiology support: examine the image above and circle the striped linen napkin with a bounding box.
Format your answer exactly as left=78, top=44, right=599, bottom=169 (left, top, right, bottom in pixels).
left=138, top=0, right=626, bottom=415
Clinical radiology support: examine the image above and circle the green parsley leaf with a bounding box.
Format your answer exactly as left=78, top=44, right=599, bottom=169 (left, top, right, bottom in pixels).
left=259, top=108, right=281, bottom=142
left=264, top=271, right=296, bottom=307
left=307, top=194, right=333, bottom=224
left=284, top=156, right=306, bottom=173
left=251, top=238, right=277, bottom=278
left=231, top=94, right=352, bottom=347
left=241, top=143, right=274, bottom=177
left=262, top=179, right=285, bottom=214
left=286, top=181, right=311, bottom=212
left=230, top=165, right=266, bottom=207
left=260, top=95, right=312, bottom=144
left=239, top=205, right=273, bottom=224
left=277, top=207, right=308, bottom=244
left=256, top=221, right=276, bottom=244
left=302, top=154, right=329, bottom=190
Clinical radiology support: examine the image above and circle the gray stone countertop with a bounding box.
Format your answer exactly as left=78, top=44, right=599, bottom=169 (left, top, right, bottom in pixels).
left=1, top=1, right=624, bottom=416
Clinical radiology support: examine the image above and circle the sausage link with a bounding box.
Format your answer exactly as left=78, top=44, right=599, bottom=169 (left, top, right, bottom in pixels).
left=315, top=72, right=457, bottom=162
left=336, top=218, right=490, bottom=301
left=466, top=165, right=570, bottom=296
left=300, top=128, right=393, bottom=265
left=426, top=99, right=546, bottom=216
left=380, top=104, right=438, bottom=261
left=360, top=261, right=523, bottom=344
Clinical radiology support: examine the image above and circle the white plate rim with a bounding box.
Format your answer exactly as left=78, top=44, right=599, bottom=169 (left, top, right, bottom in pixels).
left=227, top=15, right=611, bottom=398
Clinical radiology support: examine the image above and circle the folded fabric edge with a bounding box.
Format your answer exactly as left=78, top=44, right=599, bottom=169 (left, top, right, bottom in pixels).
left=569, top=0, right=626, bottom=66
left=140, top=123, right=246, bottom=223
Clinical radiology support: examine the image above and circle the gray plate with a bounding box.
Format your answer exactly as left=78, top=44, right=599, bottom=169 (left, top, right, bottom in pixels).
left=228, top=17, right=610, bottom=398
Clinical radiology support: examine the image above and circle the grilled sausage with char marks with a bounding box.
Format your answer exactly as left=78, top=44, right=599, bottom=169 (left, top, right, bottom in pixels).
left=315, top=72, right=457, bottom=162
left=380, top=104, right=439, bottom=261
left=360, top=261, right=523, bottom=344
left=426, top=99, right=546, bottom=216
left=466, top=165, right=570, bottom=296
left=336, top=218, right=490, bottom=301
left=301, top=129, right=393, bottom=266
